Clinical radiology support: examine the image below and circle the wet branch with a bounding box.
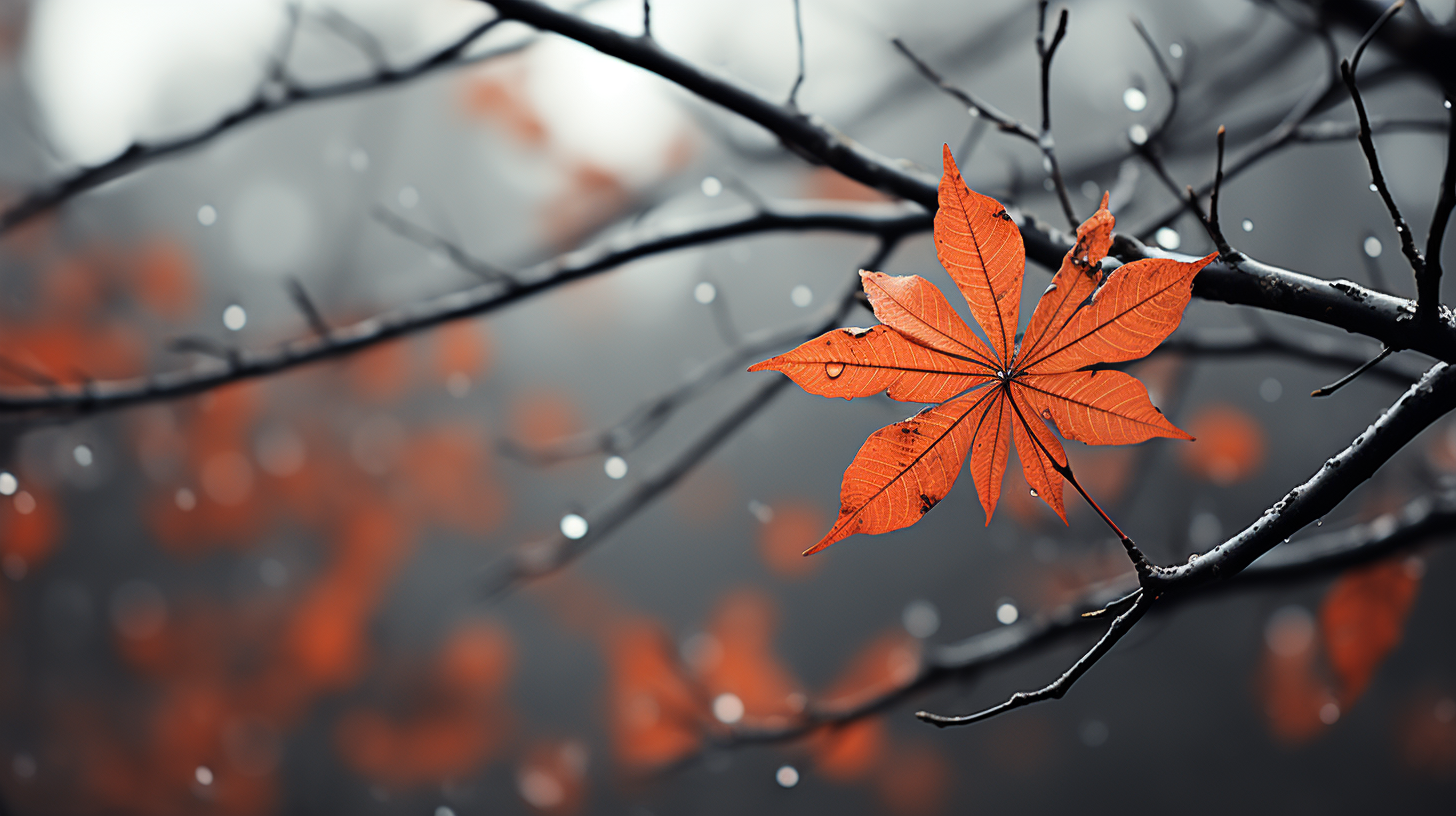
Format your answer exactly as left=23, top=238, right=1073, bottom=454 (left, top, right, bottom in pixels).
left=0, top=13, right=535, bottom=235
left=670, top=487, right=1456, bottom=755
left=0, top=202, right=928, bottom=417
left=478, top=0, right=1456, bottom=366
left=479, top=238, right=901, bottom=596
left=501, top=316, right=825, bottom=465
left=1035, top=1, right=1078, bottom=228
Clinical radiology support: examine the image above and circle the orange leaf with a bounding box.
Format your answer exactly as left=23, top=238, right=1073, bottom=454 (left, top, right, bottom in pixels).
left=933, top=143, right=1023, bottom=365
left=756, top=147, right=1208, bottom=551
left=1320, top=557, right=1422, bottom=706
left=747, top=324, right=991, bottom=403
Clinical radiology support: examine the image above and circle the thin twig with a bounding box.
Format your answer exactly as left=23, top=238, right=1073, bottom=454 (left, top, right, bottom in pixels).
left=1424, top=102, right=1456, bottom=314
left=0, top=202, right=928, bottom=417
left=663, top=488, right=1456, bottom=757
left=285, top=278, right=331, bottom=338
left=1035, top=1, right=1078, bottom=227
left=889, top=38, right=1037, bottom=141
left=481, top=238, right=901, bottom=597
left=1340, top=3, right=1431, bottom=314
left=787, top=0, right=806, bottom=109
left=0, top=10, right=555, bottom=235
left=917, top=592, right=1148, bottom=727
left=1207, top=125, right=1234, bottom=257
left=372, top=206, right=518, bottom=285
left=1310, top=345, right=1394, bottom=396
left=1129, top=14, right=1180, bottom=141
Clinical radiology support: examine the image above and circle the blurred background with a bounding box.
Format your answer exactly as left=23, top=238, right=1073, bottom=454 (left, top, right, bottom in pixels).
left=0, top=0, right=1454, bottom=813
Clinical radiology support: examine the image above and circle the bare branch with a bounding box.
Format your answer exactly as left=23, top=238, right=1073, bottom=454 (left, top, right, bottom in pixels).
left=671, top=487, right=1456, bottom=756
left=0, top=202, right=928, bottom=417
left=501, top=316, right=819, bottom=465
left=480, top=238, right=902, bottom=596
left=1310, top=345, right=1394, bottom=397
left=474, top=1, right=1456, bottom=363
left=787, top=0, right=806, bottom=109
left=889, top=39, right=1038, bottom=141
left=285, top=278, right=331, bottom=338
left=917, top=591, right=1149, bottom=727
left=0, top=14, right=529, bottom=235
left=1342, top=12, right=1432, bottom=316
left=1035, top=2, right=1078, bottom=227
left=1425, top=103, right=1456, bottom=304
left=371, top=205, right=518, bottom=285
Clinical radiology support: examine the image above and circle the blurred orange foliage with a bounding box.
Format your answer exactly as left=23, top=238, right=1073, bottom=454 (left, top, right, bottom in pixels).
left=1180, top=404, right=1265, bottom=484
left=697, top=589, right=803, bottom=722
left=1320, top=557, right=1422, bottom=706
left=515, top=739, right=589, bottom=814
left=604, top=619, right=704, bottom=769
left=757, top=500, right=826, bottom=578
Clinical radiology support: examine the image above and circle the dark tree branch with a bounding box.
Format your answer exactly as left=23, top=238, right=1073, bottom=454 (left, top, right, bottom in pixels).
left=476, top=0, right=1456, bottom=366
left=889, top=38, right=1038, bottom=141
left=1129, top=14, right=1180, bottom=142
left=669, top=487, right=1456, bottom=758
left=372, top=205, right=518, bottom=285
left=501, top=315, right=820, bottom=465
left=1146, top=361, right=1456, bottom=593
left=1206, top=125, right=1233, bottom=257
left=788, top=0, right=806, bottom=109
left=916, top=591, right=1149, bottom=727
left=285, top=277, right=331, bottom=338
left=1311, top=345, right=1394, bottom=397
left=1426, top=103, right=1456, bottom=306
left=0, top=202, right=928, bottom=417
left=0, top=13, right=538, bottom=235
left=1035, top=2, right=1078, bottom=228
left=480, top=238, right=901, bottom=596
left=1341, top=4, right=1432, bottom=318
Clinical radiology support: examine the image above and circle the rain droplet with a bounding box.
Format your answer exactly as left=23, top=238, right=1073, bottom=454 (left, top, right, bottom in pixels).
left=701, top=176, right=723, bottom=197
left=694, top=282, right=717, bottom=304
left=1042, top=156, right=1054, bottom=173
left=1242, top=219, right=1254, bottom=232
left=967, top=105, right=981, bottom=118
left=1081, top=180, right=1100, bottom=200
left=560, top=513, right=588, bottom=540
left=1123, top=87, right=1148, bottom=112
left=0, top=472, right=16, bottom=496
left=195, top=766, right=214, bottom=786
left=1169, top=42, right=1184, bottom=59
left=1040, top=408, right=1053, bottom=420
left=1028, top=488, right=1038, bottom=497
left=1155, top=226, right=1181, bottom=250
left=712, top=692, right=744, bottom=724
left=174, top=488, right=196, bottom=511
left=73, top=445, right=93, bottom=467
left=775, top=765, right=800, bottom=788
left=1260, top=377, right=1282, bottom=402
left=1364, top=236, right=1383, bottom=257
left=223, top=304, right=247, bottom=331
left=902, top=599, right=940, bottom=639
left=1129, top=124, right=1149, bottom=145
left=824, top=363, right=845, bottom=379
left=1316, top=518, right=1323, bottom=526
left=446, top=372, right=471, bottom=398
left=996, top=601, right=1019, bottom=625
left=197, top=204, right=218, bottom=226
left=1369, top=183, right=1379, bottom=192
left=12, top=491, right=35, bottom=515
left=1319, top=702, right=1340, bottom=724
left=791, top=285, right=813, bottom=307
left=604, top=456, right=628, bottom=480
left=1447, top=99, right=1452, bottom=110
